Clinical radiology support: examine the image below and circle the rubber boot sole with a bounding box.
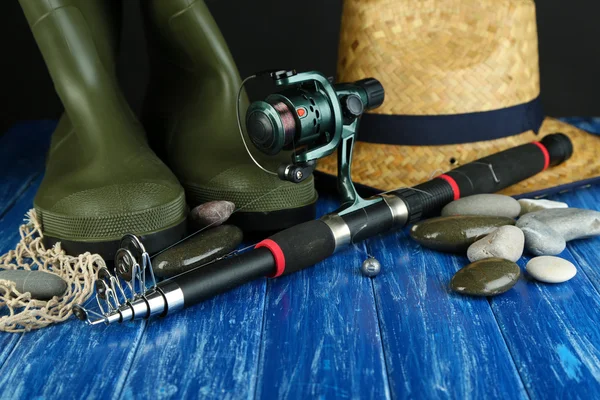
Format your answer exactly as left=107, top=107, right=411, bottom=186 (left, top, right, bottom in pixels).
left=43, top=217, right=188, bottom=260
left=183, top=175, right=318, bottom=232
left=228, top=201, right=318, bottom=232
left=36, top=191, right=188, bottom=260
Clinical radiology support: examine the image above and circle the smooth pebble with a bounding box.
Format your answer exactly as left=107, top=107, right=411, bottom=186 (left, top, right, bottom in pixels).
left=526, top=256, right=577, bottom=283
left=517, top=208, right=600, bottom=255
left=451, top=258, right=520, bottom=296
left=190, top=200, right=236, bottom=228
left=410, top=215, right=516, bottom=253
left=518, top=198, right=568, bottom=216
left=0, top=270, right=68, bottom=300
left=153, top=225, right=243, bottom=278
left=441, top=194, right=521, bottom=218
left=517, top=217, right=566, bottom=256
left=467, top=225, right=524, bottom=262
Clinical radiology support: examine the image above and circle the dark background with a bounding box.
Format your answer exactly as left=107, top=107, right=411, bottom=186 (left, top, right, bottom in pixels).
left=1, top=0, right=598, bottom=133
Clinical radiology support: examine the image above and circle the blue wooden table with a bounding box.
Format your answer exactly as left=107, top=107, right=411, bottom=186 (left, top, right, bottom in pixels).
left=1, top=120, right=600, bottom=399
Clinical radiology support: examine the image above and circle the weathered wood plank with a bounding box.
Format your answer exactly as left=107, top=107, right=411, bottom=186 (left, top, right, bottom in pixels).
left=0, top=120, right=54, bottom=218
left=0, top=122, right=52, bottom=369
left=0, top=122, right=54, bottom=369
left=490, top=251, right=600, bottom=399
left=0, top=125, right=149, bottom=399
left=0, top=180, right=44, bottom=368
left=549, top=186, right=600, bottom=294
left=0, top=176, right=147, bottom=399
left=119, top=279, right=266, bottom=400
left=366, top=228, right=527, bottom=399
left=0, top=319, right=148, bottom=399
left=489, top=187, right=600, bottom=399
left=1, top=118, right=600, bottom=399
left=254, top=197, right=391, bottom=400
left=560, top=117, right=600, bottom=134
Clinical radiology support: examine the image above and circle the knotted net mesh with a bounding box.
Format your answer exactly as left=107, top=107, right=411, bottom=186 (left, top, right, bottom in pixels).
left=0, top=209, right=103, bottom=333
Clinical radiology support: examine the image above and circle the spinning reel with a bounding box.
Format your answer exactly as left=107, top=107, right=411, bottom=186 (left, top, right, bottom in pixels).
left=239, top=70, right=385, bottom=214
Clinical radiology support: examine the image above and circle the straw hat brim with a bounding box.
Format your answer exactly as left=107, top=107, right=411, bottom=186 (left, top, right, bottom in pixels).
left=316, top=118, right=600, bottom=196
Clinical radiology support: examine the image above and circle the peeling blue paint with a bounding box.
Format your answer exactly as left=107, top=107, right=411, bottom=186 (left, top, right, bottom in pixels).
left=556, top=344, right=583, bottom=382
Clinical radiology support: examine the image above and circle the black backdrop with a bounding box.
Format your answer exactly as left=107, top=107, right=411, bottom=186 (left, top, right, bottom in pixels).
left=1, top=0, right=598, bottom=133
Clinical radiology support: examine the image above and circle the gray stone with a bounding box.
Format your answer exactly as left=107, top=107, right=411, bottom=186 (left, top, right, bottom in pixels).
left=517, top=208, right=600, bottom=255
left=410, top=215, right=516, bottom=253
left=526, top=256, right=577, bottom=283
left=0, top=270, right=68, bottom=300
left=451, top=258, right=520, bottom=296
left=190, top=201, right=236, bottom=228
left=518, top=198, right=568, bottom=216
left=467, top=225, right=524, bottom=262
left=441, top=194, right=520, bottom=218
left=520, top=208, right=600, bottom=241
left=153, top=225, right=243, bottom=278
left=517, top=217, right=566, bottom=256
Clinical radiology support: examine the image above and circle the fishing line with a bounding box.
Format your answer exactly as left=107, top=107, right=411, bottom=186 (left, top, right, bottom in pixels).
left=354, top=241, right=375, bottom=260
left=236, top=75, right=278, bottom=176
left=429, top=169, right=445, bottom=179
left=375, top=160, right=500, bottom=201
left=158, top=243, right=260, bottom=283
left=449, top=169, right=475, bottom=191
left=153, top=73, right=309, bottom=275
left=153, top=149, right=501, bottom=280
left=374, top=185, right=434, bottom=198
left=153, top=72, right=311, bottom=259
left=151, top=181, right=289, bottom=259
left=470, top=161, right=500, bottom=183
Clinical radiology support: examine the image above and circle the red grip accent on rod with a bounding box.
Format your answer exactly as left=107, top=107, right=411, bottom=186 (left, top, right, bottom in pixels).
left=532, top=141, right=550, bottom=170
left=438, top=174, right=460, bottom=200
left=255, top=239, right=286, bottom=278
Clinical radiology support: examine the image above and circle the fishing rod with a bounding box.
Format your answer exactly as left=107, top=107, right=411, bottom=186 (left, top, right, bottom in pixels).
left=73, top=70, right=573, bottom=325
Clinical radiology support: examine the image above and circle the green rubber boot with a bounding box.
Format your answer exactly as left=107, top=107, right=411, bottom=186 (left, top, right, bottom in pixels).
left=20, top=0, right=187, bottom=259
left=141, top=0, right=318, bottom=231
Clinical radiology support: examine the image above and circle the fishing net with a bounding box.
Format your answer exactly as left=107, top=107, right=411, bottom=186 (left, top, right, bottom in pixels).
left=0, top=209, right=103, bottom=333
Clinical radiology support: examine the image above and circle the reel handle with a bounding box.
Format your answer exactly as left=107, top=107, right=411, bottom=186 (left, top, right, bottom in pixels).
left=277, top=161, right=316, bottom=183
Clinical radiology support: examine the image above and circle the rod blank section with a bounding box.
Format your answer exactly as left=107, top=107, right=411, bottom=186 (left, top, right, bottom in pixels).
left=541, top=133, right=573, bottom=167
left=171, top=247, right=275, bottom=306
left=398, top=134, right=573, bottom=219
left=341, top=200, right=395, bottom=243
left=446, top=134, right=571, bottom=198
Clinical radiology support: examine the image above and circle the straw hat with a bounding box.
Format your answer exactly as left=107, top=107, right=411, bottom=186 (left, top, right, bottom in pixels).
left=317, top=0, right=600, bottom=196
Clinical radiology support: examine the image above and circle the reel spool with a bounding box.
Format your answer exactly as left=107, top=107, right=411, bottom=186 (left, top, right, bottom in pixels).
left=238, top=70, right=385, bottom=214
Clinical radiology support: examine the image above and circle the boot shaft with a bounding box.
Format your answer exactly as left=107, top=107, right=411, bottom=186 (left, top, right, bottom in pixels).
left=141, top=0, right=251, bottom=179
left=20, top=0, right=154, bottom=153
left=19, top=0, right=187, bottom=256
